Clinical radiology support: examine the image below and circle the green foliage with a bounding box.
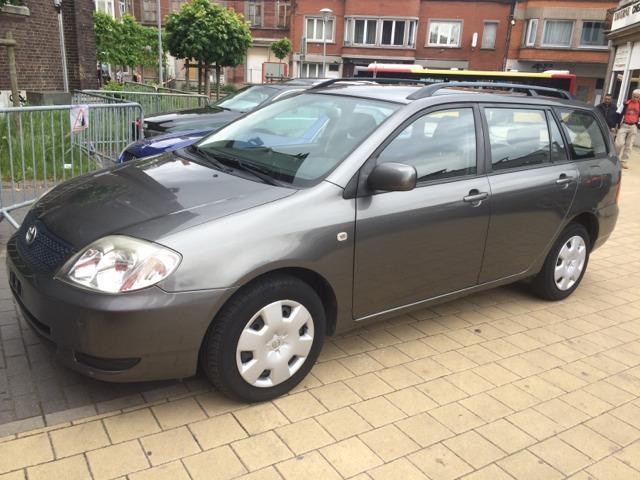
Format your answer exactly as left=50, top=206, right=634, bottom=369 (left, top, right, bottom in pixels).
left=102, top=80, right=124, bottom=91
left=271, top=38, right=292, bottom=61
left=93, top=12, right=164, bottom=69
left=165, top=0, right=252, bottom=69
left=0, top=0, right=22, bottom=8
left=222, top=83, right=238, bottom=93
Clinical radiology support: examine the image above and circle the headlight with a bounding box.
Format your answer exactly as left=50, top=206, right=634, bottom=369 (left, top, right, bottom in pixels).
left=57, top=236, right=181, bottom=293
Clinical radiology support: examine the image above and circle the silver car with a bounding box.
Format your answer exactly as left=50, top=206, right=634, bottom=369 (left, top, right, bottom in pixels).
left=7, top=81, right=620, bottom=401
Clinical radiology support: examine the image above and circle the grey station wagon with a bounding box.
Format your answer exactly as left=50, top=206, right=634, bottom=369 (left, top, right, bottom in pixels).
left=7, top=80, right=620, bottom=401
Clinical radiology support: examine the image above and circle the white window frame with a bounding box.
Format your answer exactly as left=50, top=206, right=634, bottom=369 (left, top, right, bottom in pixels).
left=481, top=21, right=498, bottom=49
left=524, top=18, right=538, bottom=47
left=305, top=16, right=335, bottom=43
left=95, top=0, right=115, bottom=17
left=276, top=0, right=289, bottom=28
left=541, top=19, right=574, bottom=48
left=301, top=62, right=323, bottom=78
left=344, top=17, right=417, bottom=48
left=579, top=21, right=607, bottom=48
left=427, top=20, right=463, bottom=48
left=246, top=1, right=263, bottom=28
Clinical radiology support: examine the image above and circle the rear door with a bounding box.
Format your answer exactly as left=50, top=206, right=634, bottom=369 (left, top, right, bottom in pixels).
left=478, top=105, right=579, bottom=283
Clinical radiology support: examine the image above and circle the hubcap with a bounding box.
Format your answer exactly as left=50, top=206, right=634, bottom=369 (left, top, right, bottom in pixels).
left=236, top=300, right=314, bottom=388
left=554, top=235, right=586, bottom=291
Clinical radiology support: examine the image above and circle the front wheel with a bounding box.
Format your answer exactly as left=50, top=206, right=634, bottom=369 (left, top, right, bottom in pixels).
left=532, top=223, right=590, bottom=301
left=200, top=275, right=326, bottom=402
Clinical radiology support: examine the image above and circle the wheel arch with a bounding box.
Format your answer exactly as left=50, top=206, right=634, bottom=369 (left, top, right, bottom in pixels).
left=213, top=266, right=339, bottom=337
left=568, top=211, right=599, bottom=248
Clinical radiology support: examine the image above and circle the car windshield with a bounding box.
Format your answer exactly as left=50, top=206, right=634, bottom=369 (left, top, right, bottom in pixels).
left=214, top=86, right=281, bottom=112
left=197, top=93, right=400, bottom=187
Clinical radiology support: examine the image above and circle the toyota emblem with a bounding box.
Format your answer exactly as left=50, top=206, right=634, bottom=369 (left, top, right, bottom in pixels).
left=25, top=225, right=38, bottom=245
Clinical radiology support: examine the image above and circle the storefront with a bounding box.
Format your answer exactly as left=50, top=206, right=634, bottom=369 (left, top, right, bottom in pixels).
left=605, top=1, right=640, bottom=107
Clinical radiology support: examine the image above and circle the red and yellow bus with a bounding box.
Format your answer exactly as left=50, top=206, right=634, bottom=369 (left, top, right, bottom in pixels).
left=353, top=64, right=577, bottom=96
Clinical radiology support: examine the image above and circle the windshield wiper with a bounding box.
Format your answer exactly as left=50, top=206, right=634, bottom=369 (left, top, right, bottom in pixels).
left=189, top=145, right=233, bottom=172
left=200, top=148, right=283, bottom=186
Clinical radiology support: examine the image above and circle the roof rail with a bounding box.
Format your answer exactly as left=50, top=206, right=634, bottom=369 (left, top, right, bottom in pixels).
left=406, top=81, right=573, bottom=100
left=310, top=77, right=431, bottom=89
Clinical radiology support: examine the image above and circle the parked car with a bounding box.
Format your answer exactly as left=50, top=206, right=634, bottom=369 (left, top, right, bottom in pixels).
left=119, top=81, right=328, bottom=163
left=8, top=80, right=620, bottom=402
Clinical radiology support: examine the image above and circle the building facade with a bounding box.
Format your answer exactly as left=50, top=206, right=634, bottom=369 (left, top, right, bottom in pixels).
left=0, top=0, right=98, bottom=99
left=506, top=0, right=616, bottom=102
left=134, top=0, right=291, bottom=85
left=604, top=0, right=640, bottom=107
left=290, top=0, right=517, bottom=78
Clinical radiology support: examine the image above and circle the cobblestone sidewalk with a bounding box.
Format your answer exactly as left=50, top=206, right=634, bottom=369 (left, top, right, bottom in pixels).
left=0, top=159, right=639, bottom=480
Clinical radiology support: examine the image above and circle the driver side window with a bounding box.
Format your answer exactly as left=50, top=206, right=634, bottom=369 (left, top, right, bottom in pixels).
left=377, top=108, right=477, bottom=182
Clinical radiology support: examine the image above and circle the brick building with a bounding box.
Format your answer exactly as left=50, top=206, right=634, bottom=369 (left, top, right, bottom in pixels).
left=506, top=0, right=616, bottom=102
left=0, top=0, right=98, bottom=98
left=290, top=0, right=517, bottom=78
left=134, top=0, right=291, bottom=85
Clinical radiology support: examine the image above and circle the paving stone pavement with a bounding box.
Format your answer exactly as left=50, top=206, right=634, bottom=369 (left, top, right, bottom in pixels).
left=0, top=156, right=639, bottom=479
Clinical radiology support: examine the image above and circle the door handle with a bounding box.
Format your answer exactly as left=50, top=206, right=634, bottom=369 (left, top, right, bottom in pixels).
left=556, top=174, right=574, bottom=186
left=463, top=190, right=489, bottom=204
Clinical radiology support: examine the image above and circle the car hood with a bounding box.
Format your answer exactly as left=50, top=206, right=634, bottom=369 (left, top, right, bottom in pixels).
left=144, top=108, right=243, bottom=134
left=32, top=153, right=295, bottom=249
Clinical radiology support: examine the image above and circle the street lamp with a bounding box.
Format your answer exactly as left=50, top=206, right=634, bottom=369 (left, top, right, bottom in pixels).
left=320, top=8, right=332, bottom=78
left=53, top=0, right=69, bottom=92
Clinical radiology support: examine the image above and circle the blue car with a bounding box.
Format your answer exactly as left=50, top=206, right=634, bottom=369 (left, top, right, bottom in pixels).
left=118, top=81, right=324, bottom=163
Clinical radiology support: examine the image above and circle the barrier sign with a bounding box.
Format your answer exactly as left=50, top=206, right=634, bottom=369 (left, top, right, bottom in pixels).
left=70, top=104, right=89, bottom=133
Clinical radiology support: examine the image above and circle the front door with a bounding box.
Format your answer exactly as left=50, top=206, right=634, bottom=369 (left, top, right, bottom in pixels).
left=353, top=105, right=491, bottom=319
left=478, top=106, right=579, bottom=283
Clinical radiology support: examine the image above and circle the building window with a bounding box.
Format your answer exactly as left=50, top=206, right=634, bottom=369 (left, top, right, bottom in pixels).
left=95, top=0, right=115, bottom=16
left=354, top=19, right=378, bottom=45
left=142, top=0, right=157, bottom=22
left=246, top=1, right=263, bottom=28
left=344, top=18, right=416, bottom=48
left=542, top=20, right=573, bottom=47
left=580, top=21, right=607, bottom=47
left=302, top=63, right=323, bottom=78
left=482, top=21, right=498, bottom=49
left=524, top=18, right=538, bottom=46
left=306, top=17, right=335, bottom=42
left=428, top=20, right=462, bottom=48
left=170, top=0, right=185, bottom=12
left=276, top=1, right=289, bottom=28
left=381, top=20, right=406, bottom=46
left=119, top=0, right=125, bottom=15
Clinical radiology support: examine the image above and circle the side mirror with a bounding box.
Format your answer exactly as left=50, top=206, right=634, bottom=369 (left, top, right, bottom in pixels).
left=367, top=162, right=417, bottom=192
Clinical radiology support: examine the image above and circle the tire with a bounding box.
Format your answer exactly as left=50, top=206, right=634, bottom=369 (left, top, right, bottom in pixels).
left=532, top=223, right=591, bottom=301
left=200, top=274, right=326, bottom=402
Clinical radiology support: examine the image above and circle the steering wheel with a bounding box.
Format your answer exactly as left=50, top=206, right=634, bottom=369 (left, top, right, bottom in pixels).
left=252, top=128, right=277, bottom=135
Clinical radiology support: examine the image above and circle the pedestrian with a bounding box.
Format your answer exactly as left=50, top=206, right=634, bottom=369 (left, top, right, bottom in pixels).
left=596, top=94, right=620, bottom=135
left=116, top=69, right=124, bottom=83
left=615, top=89, right=640, bottom=169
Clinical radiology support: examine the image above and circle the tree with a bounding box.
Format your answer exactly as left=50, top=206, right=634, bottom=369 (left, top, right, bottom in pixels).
left=271, top=38, right=292, bottom=62
left=165, top=0, right=252, bottom=98
left=94, top=12, right=163, bottom=78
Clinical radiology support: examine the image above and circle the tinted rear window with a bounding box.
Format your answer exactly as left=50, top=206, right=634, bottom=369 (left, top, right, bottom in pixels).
left=556, top=108, right=607, bottom=159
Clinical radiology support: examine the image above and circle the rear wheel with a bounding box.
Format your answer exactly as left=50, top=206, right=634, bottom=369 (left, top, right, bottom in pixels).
left=200, top=274, right=325, bottom=402
left=532, top=223, right=590, bottom=301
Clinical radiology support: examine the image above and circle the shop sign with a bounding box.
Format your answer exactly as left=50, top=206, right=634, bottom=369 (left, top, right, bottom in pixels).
left=612, top=1, right=640, bottom=32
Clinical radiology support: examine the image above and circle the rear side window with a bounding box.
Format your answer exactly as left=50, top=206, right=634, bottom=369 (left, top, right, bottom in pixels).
left=485, top=108, right=550, bottom=171
left=556, top=108, right=607, bottom=159
left=547, top=111, right=568, bottom=162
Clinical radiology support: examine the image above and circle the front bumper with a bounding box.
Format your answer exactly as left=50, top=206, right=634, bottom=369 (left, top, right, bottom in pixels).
left=7, top=235, right=234, bottom=382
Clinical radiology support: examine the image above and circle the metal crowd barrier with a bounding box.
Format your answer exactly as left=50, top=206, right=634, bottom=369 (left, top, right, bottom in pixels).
left=0, top=102, right=144, bottom=229
left=80, top=90, right=209, bottom=116
left=123, top=81, right=193, bottom=95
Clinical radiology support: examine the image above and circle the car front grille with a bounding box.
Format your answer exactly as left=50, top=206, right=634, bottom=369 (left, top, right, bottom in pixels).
left=15, top=211, right=75, bottom=274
